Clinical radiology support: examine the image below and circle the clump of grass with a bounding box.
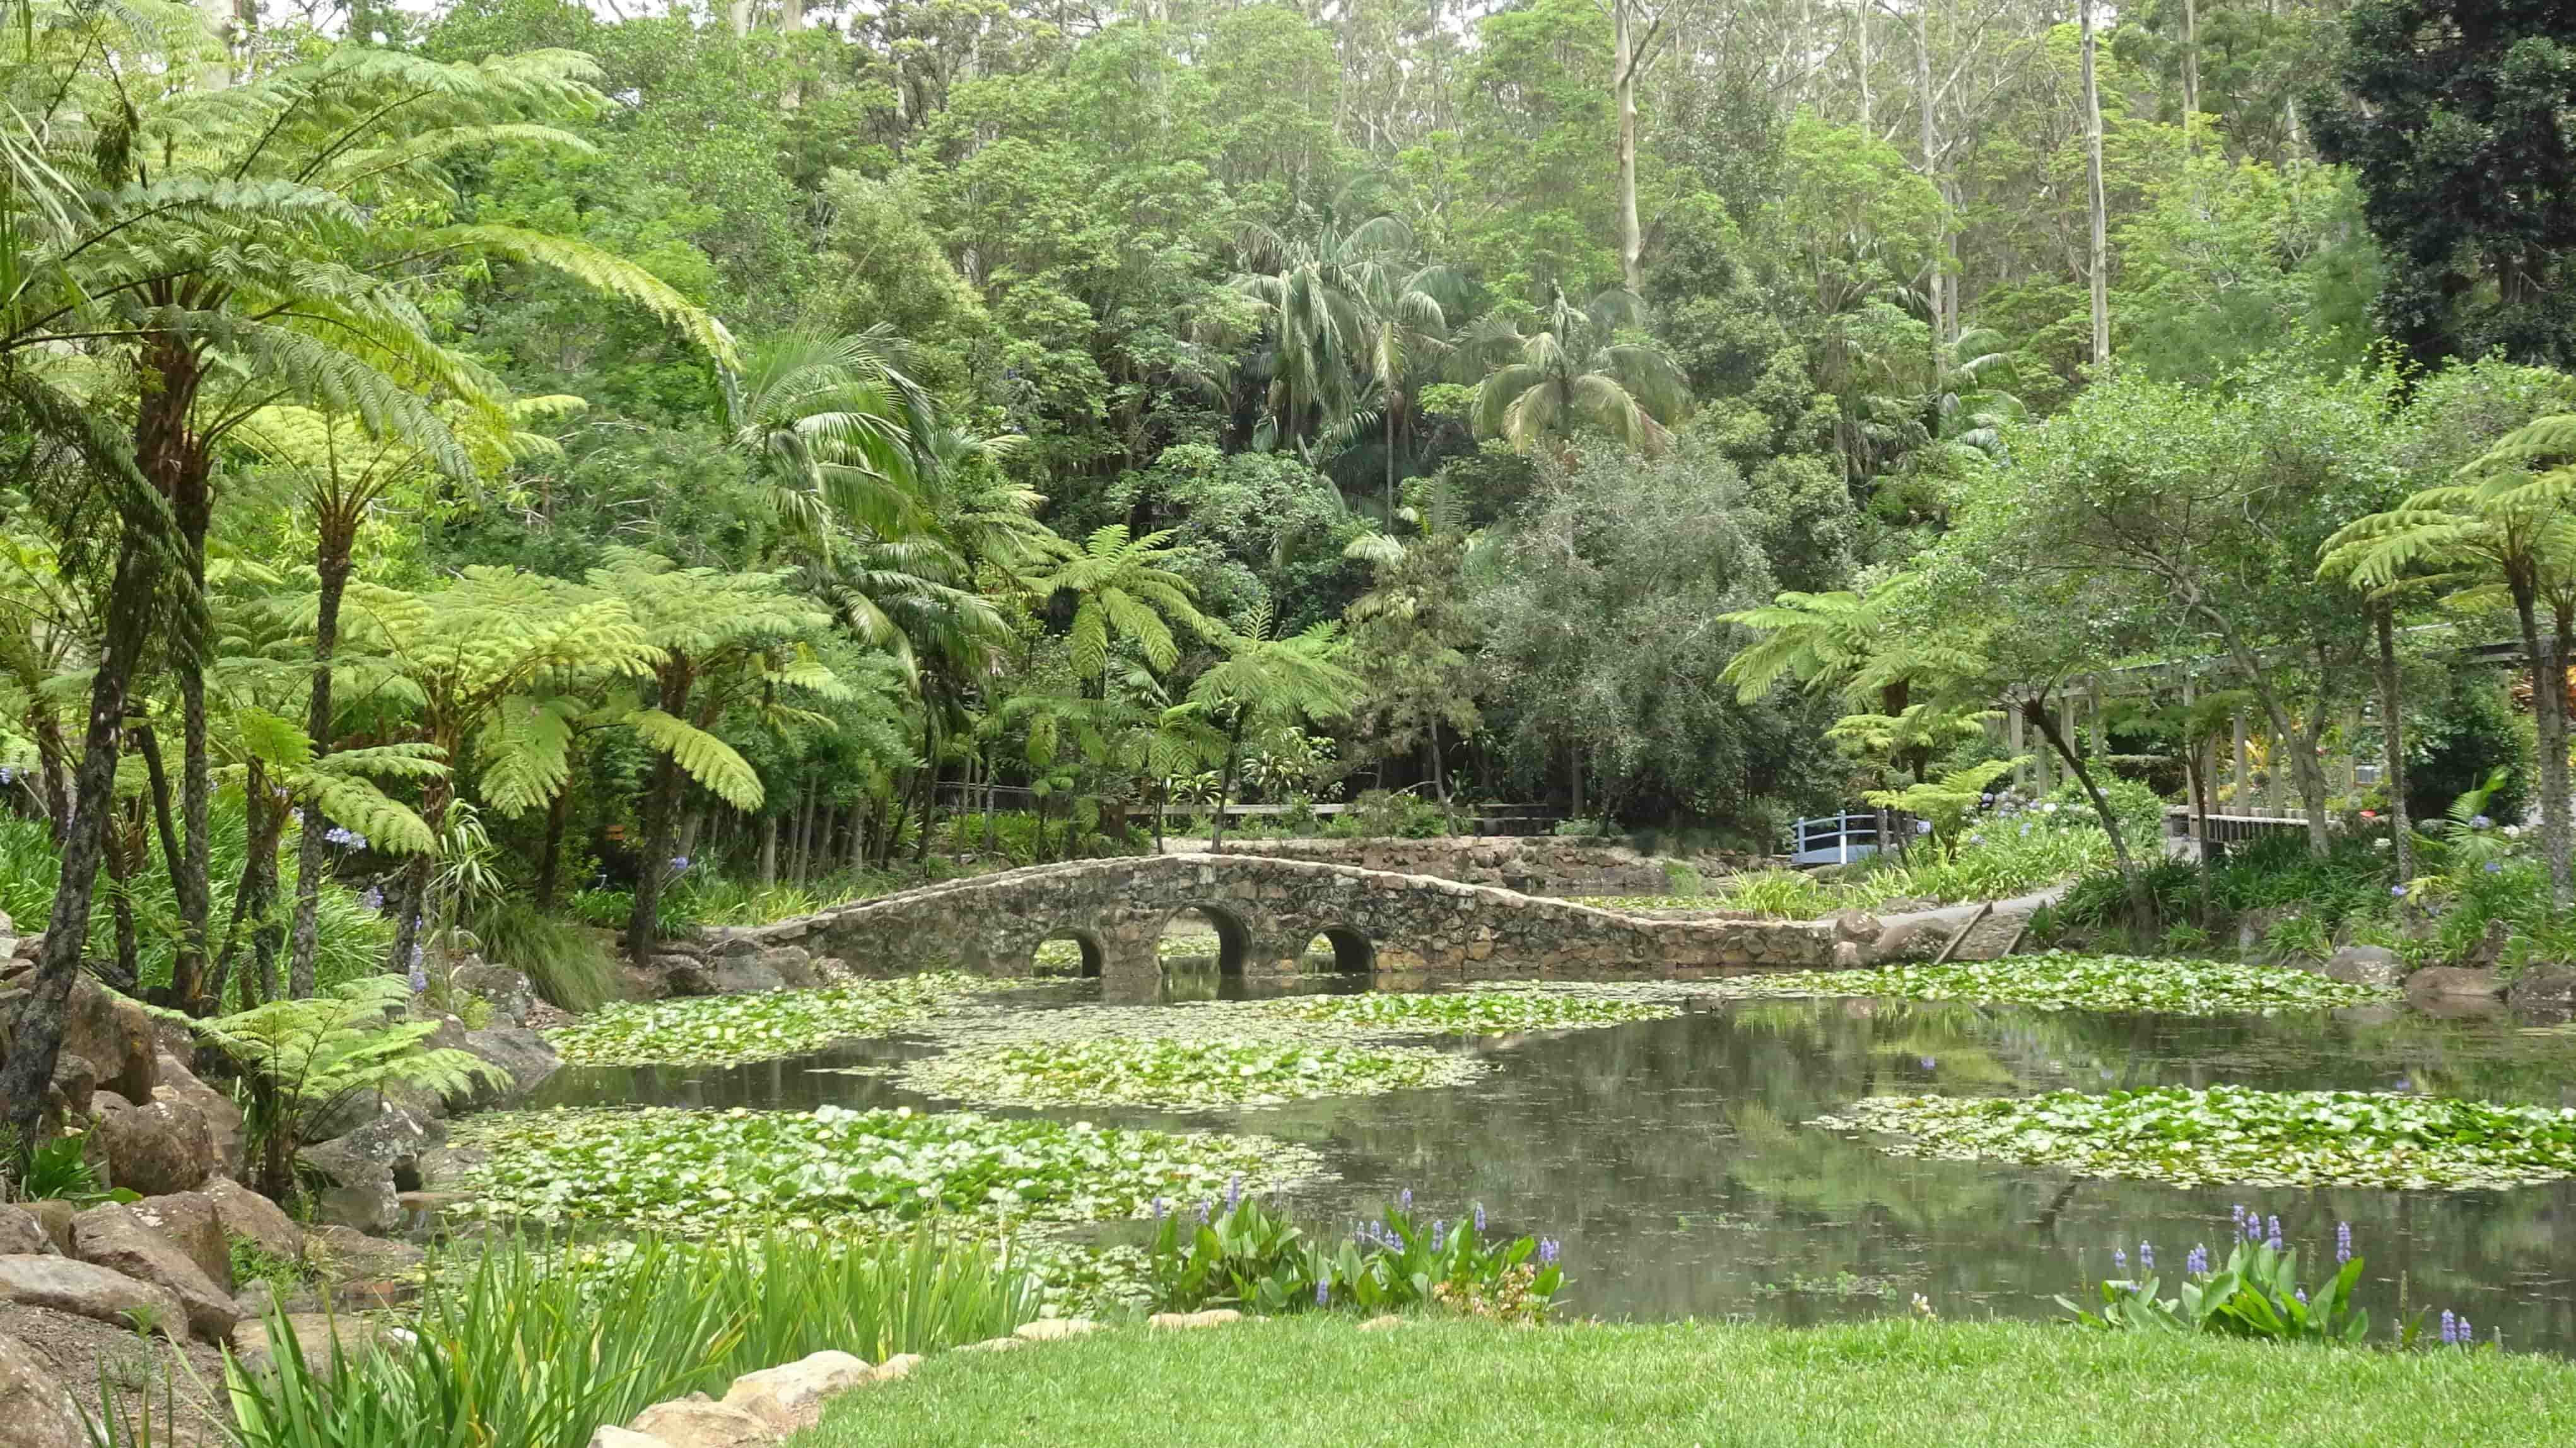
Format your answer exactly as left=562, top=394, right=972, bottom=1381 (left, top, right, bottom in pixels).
left=465, top=897, right=619, bottom=1013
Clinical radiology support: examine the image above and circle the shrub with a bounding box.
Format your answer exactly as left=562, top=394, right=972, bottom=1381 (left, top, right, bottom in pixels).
left=1332, top=790, right=1451, bottom=839
left=1145, top=1194, right=1565, bottom=1322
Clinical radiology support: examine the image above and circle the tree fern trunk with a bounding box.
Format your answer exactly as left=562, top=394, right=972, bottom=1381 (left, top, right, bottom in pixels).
left=536, top=780, right=573, bottom=909
left=2514, top=583, right=2570, bottom=904
left=288, top=537, right=354, bottom=998
left=627, top=751, right=686, bottom=963
left=2377, top=604, right=2412, bottom=883
left=0, top=520, right=158, bottom=1142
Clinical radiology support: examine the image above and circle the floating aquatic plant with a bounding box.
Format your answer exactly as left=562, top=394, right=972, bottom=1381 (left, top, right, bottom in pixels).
left=1815, top=1085, right=2576, bottom=1190
left=1287, top=990, right=1677, bottom=1035
left=545, top=973, right=998, bottom=1066
left=901, top=1036, right=1482, bottom=1108
left=447, top=1104, right=1323, bottom=1235
left=1687, top=952, right=2396, bottom=1015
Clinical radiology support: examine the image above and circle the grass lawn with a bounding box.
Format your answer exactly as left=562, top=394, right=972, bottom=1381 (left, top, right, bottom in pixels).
left=795, top=1316, right=2576, bottom=1447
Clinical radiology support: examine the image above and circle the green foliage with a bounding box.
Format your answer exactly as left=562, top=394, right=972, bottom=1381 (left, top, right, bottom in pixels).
left=2063, top=1238, right=2370, bottom=1345
left=1325, top=790, right=1451, bottom=839
left=213, top=1230, right=1034, bottom=1448
left=1865, top=759, right=2023, bottom=855
left=197, top=978, right=503, bottom=1198
left=1145, top=1197, right=1565, bottom=1322
left=1289, top=991, right=1677, bottom=1036
left=2, top=1131, right=132, bottom=1206
left=1820, top=1084, right=2576, bottom=1189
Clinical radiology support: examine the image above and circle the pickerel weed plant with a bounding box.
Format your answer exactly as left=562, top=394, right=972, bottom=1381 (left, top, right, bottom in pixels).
left=1145, top=1189, right=1566, bottom=1322
left=2061, top=1237, right=2372, bottom=1343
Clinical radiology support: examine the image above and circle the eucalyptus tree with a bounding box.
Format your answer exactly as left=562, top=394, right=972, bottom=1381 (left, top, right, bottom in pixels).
left=1462, top=286, right=1690, bottom=455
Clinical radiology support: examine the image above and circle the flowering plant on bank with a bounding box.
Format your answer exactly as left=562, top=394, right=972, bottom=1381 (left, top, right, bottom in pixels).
left=1142, top=1185, right=1566, bottom=1322
left=2059, top=1210, right=2480, bottom=1350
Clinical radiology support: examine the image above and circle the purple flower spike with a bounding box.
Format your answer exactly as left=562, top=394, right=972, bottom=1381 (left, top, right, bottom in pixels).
left=1538, top=1237, right=1560, bottom=1266
left=2113, top=1247, right=2128, bottom=1273
left=1152, top=1197, right=1168, bottom=1220
left=2295, top=1288, right=2309, bottom=1305
left=1196, top=1200, right=1211, bottom=1223
left=2185, top=1245, right=2209, bottom=1276
left=2231, top=1204, right=2245, bottom=1227
left=1473, top=1203, right=1487, bottom=1235
left=1399, top=1188, right=1412, bottom=1212
left=2265, top=1215, right=2283, bottom=1251
left=2461, top=1318, right=2474, bottom=1345
left=1226, top=1175, right=1242, bottom=1213
left=2441, top=1310, right=2457, bottom=1345
left=2336, top=1222, right=2352, bottom=1264
left=1314, top=1278, right=1330, bottom=1306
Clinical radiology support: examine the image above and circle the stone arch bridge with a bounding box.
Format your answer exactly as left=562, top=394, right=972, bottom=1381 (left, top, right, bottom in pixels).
left=698, top=853, right=1849, bottom=995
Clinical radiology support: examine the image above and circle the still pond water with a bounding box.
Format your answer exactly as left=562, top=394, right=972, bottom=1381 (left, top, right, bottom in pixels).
left=534, top=969, right=2576, bottom=1351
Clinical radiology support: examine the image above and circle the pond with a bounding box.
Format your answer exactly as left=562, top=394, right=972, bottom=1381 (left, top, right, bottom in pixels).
left=529, top=968, right=2576, bottom=1352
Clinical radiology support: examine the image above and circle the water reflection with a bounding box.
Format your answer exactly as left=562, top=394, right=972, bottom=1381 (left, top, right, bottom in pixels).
left=534, top=984, right=2576, bottom=1350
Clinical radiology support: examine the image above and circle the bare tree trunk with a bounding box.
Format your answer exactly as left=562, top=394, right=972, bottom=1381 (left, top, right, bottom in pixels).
left=2081, top=0, right=2110, bottom=365
left=2023, top=696, right=2149, bottom=918
left=2181, top=0, right=2200, bottom=142
left=1209, top=715, right=1248, bottom=851
left=2514, top=582, right=2570, bottom=904
left=1613, top=0, right=1645, bottom=294
left=2375, top=604, right=2412, bottom=882
left=1855, top=0, right=1872, bottom=135
left=759, top=813, right=779, bottom=888
left=626, top=754, right=686, bottom=963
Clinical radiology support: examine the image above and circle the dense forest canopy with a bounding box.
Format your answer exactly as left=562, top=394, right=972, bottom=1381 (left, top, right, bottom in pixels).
left=6, top=0, right=2576, bottom=1126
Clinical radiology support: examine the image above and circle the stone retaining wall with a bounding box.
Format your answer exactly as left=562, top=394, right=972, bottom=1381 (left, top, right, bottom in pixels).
left=1187, top=837, right=1701, bottom=896
left=699, top=853, right=1841, bottom=997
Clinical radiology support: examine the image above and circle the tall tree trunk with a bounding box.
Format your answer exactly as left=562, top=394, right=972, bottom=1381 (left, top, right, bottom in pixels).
left=2513, top=581, right=2571, bottom=904
left=536, top=779, right=573, bottom=910
left=1854, top=0, right=1872, bottom=136
left=1612, top=0, right=1645, bottom=294
left=103, top=804, right=142, bottom=995
left=0, top=517, right=161, bottom=1141
left=288, top=537, right=353, bottom=998
left=626, top=752, right=686, bottom=963
left=2080, top=0, right=2110, bottom=366
left=2023, top=695, right=2149, bottom=919
left=175, top=576, right=211, bottom=1015
left=759, top=812, right=779, bottom=888
left=33, top=709, right=71, bottom=842
left=1912, top=11, right=1948, bottom=344
left=2181, top=0, right=2200, bottom=144
left=2375, top=603, right=2413, bottom=883
left=1209, top=715, right=1248, bottom=851
left=912, top=714, right=939, bottom=863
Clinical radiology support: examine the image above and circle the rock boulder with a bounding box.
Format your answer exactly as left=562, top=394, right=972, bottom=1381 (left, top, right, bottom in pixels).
left=0, top=1254, right=185, bottom=1336
left=452, top=959, right=537, bottom=1026
left=2406, top=966, right=2507, bottom=1000
left=667, top=959, right=787, bottom=997
left=457, top=1025, right=558, bottom=1105
left=70, top=1201, right=237, bottom=1340
left=204, top=1178, right=305, bottom=1264
left=722, top=1350, right=874, bottom=1432
left=2321, top=945, right=2403, bottom=991
left=2507, top=962, right=2576, bottom=1016
left=127, top=1190, right=233, bottom=1288
left=93, top=1097, right=214, bottom=1196
left=0, top=1208, right=52, bottom=1257
left=627, top=1395, right=779, bottom=1448
left=0, top=1331, right=85, bottom=1448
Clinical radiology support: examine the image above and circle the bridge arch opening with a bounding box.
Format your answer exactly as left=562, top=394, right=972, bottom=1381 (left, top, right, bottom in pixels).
left=1157, top=903, right=1250, bottom=976
left=1301, top=926, right=1376, bottom=974
left=1030, top=928, right=1105, bottom=978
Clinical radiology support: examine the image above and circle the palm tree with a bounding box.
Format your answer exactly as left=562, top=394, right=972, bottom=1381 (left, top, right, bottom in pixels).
left=1182, top=607, right=1365, bottom=850
left=2319, top=415, right=2576, bottom=903
left=1345, top=258, right=1460, bottom=524
left=727, top=326, right=936, bottom=548
left=1231, top=213, right=1419, bottom=457
left=1462, top=287, right=1689, bottom=455
left=1025, top=526, right=1215, bottom=689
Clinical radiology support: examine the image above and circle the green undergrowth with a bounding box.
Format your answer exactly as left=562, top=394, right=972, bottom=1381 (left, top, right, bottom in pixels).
left=1684, top=952, right=2395, bottom=1014
left=446, top=1104, right=1324, bottom=1235
left=899, top=1037, right=1482, bottom=1109
left=788, top=1315, right=2576, bottom=1448
left=546, top=973, right=998, bottom=1065
left=1815, top=1084, right=2576, bottom=1189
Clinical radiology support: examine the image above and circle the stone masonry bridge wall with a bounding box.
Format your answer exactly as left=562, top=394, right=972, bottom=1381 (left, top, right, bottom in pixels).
left=1191, top=838, right=1699, bottom=896
left=699, top=853, right=1844, bottom=996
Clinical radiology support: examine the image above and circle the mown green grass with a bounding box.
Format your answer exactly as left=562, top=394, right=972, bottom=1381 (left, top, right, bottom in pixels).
left=793, top=1316, right=2576, bottom=1448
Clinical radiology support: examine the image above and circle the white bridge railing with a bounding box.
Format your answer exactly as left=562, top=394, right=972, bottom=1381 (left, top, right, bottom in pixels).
left=1788, top=811, right=1887, bottom=867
